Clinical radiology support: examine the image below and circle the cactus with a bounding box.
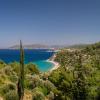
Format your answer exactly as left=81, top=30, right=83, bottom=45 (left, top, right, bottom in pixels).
left=17, top=40, right=24, bottom=100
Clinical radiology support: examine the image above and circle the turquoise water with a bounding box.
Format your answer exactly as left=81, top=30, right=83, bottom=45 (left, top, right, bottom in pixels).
left=0, top=49, right=55, bottom=72
left=33, top=60, right=54, bottom=72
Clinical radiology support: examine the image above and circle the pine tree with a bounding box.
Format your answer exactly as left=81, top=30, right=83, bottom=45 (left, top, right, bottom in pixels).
left=17, top=40, right=24, bottom=100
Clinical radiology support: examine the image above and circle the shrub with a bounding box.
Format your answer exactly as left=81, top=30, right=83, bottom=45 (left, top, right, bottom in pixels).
left=44, top=80, right=56, bottom=92
left=0, top=60, right=5, bottom=65
left=9, top=62, right=20, bottom=74
left=32, top=90, right=45, bottom=100
left=0, top=60, right=6, bottom=69
left=0, top=83, right=16, bottom=95
left=8, top=74, right=18, bottom=83
left=3, top=66, right=13, bottom=76
left=47, top=91, right=54, bottom=100
left=26, top=63, right=40, bottom=75
left=4, top=90, right=18, bottom=100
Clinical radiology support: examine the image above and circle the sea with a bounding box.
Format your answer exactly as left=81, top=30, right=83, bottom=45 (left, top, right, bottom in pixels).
left=0, top=49, right=55, bottom=72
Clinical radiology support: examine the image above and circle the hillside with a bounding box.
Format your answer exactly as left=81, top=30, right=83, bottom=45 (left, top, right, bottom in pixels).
left=67, top=44, right=88, bottom=49
left=0, top=42, right=100, bottom=100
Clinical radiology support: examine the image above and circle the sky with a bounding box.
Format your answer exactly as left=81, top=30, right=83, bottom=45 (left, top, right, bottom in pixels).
left=0, top=0, right=100, bottom=48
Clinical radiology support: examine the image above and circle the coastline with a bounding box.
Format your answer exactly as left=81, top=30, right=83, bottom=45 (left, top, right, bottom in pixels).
left=47, top=59, right=59, bottom=72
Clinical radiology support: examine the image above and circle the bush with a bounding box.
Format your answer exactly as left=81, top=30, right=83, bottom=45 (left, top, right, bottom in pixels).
left=4, top=90, right=18, bottom=100
left=44, top=80, right=56, bottom=92
left=9, top=62, right=20, bottom=74
left=8, top=74, right=18, bottom=83
left=47, top=91, right=54, bottom=100
left=3, top=66, right=13, bottom=76
left=32, top=90, right=45, bottom=100
left=24, top=80, right=34, bottom=90
left=0, top=83, right=16, bottom=95
left=0, top=60, right=6, bottom=69
left=0, top=60, right=5, bottom=65
left=26, top=63, right=40, bottom=75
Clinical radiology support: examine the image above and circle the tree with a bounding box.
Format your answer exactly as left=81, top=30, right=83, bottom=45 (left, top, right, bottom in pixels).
left=26, top=63, right=39, bottom=75
left=73, top=54, right=89, bottom=100
left=17, top=40, right=24, bottom=100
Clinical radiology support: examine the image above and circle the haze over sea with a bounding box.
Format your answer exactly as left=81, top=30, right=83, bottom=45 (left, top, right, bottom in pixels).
left=0, top=49, right=55, bottom=72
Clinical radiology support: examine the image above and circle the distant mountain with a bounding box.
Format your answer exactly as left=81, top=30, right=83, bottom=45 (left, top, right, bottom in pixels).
left=10, top=44, right=49, bottom=49
left=10, top=44, right=67, bottom=49
left=9, top=42, right=100, bottom=49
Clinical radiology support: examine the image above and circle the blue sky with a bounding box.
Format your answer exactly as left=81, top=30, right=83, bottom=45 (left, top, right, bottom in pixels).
left=0, top=0, right=100, bottom=48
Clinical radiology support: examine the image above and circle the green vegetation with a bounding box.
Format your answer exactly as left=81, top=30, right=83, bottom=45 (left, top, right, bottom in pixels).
left=17, top=40, right=24, bottom=100
left=50, top=42, right=100, bottom=100
left=0, top=42, right=100, bottom=100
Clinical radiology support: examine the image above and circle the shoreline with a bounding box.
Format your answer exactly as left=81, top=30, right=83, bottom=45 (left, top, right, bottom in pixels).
left=47, top=59, right=59, bottom=72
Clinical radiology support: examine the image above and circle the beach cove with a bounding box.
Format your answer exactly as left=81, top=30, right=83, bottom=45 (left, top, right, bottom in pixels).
left=0, top=49, right=59, bottom=72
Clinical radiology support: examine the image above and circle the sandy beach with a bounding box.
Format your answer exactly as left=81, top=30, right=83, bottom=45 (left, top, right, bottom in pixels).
left=47, top=59, right=59, bottom=72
